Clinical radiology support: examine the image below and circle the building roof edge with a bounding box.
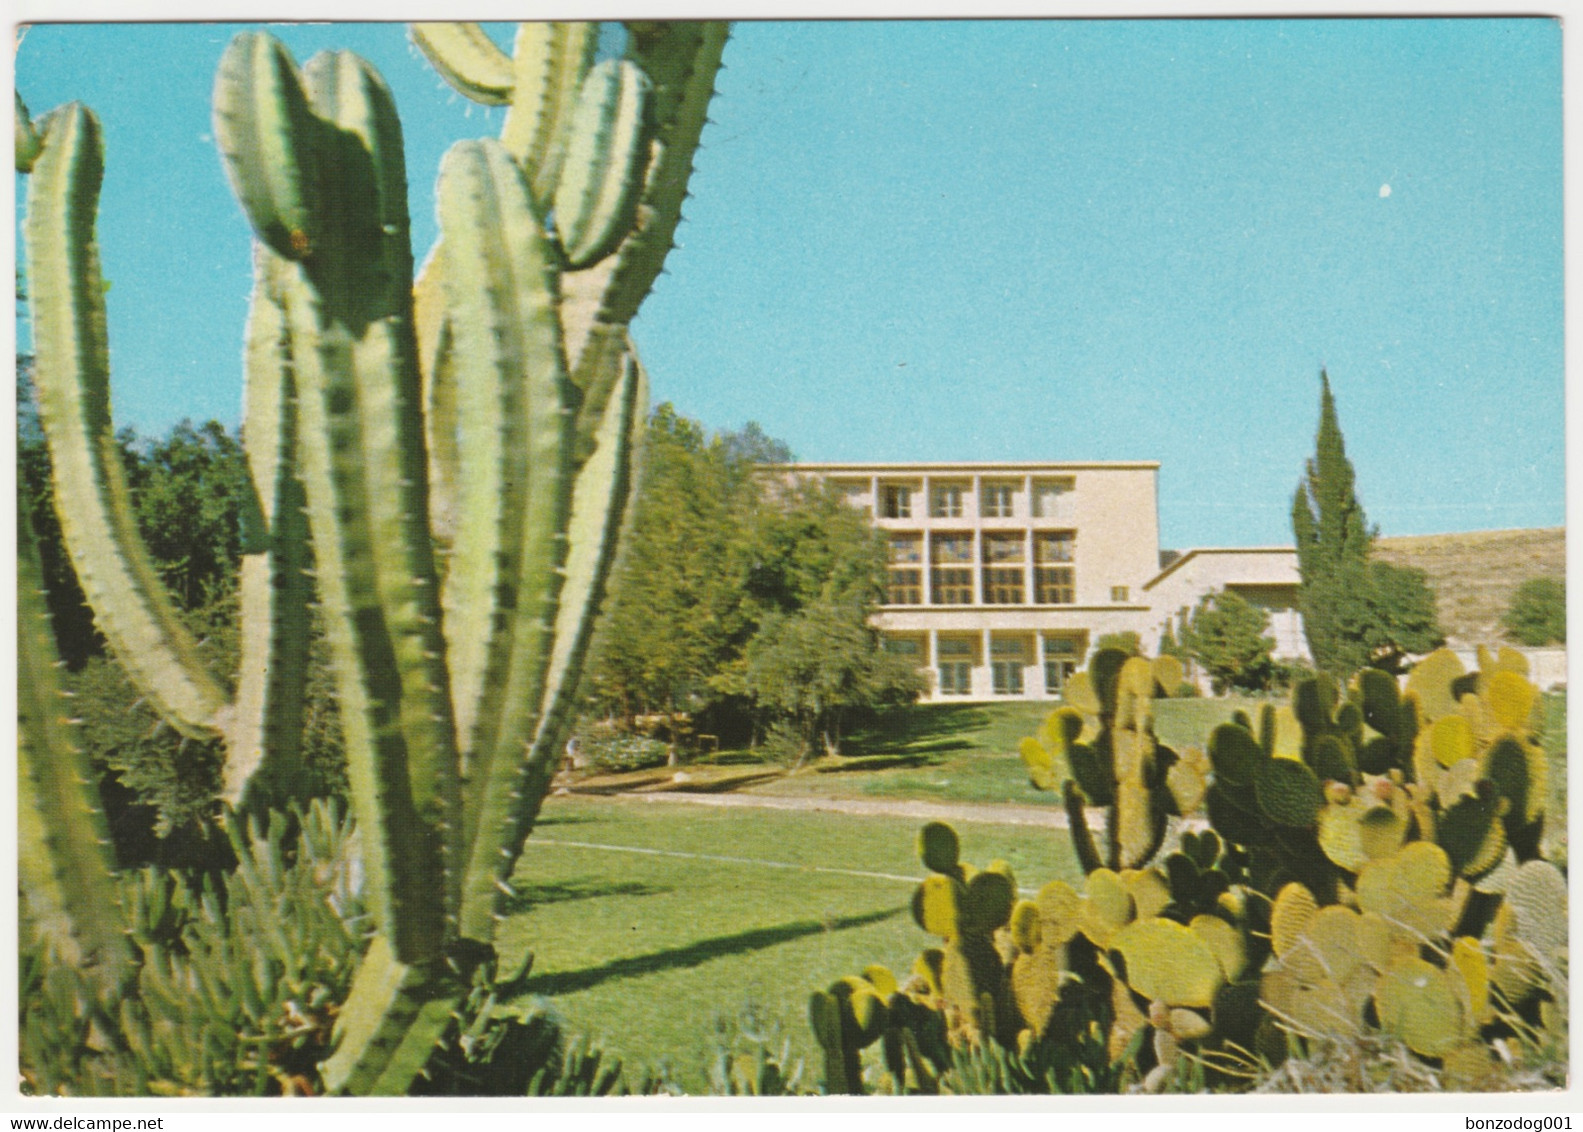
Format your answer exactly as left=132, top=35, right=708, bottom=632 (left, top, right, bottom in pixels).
left=1142, top=546, right=1298, bottom=591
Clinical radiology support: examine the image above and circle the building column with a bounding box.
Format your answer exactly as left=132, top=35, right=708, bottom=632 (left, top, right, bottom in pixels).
left=926, top=627, right=940, bottom=703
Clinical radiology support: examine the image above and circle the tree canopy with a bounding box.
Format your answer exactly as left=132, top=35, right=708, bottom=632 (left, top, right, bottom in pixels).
left=582, top=405, right=922, bottom=751
left=1179, top=589, right=1276, bottom=693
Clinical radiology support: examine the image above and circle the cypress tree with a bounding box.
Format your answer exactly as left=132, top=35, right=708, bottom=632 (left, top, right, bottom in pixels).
left=1291, top=370, right=1442, bottom=673
left=1291, top=369, right=1371, bottom=585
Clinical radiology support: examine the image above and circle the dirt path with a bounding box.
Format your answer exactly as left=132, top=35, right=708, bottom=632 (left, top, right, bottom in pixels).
left=554, top=785, right=1085, bottom=829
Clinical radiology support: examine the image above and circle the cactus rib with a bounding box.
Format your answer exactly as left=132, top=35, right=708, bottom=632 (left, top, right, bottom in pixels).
left=213, top=32, right=325, bottom=261
left=225, top=247, right=312, bottom=807
left=17, top=503, right=128, bottom=976
left=24, top=102, right=232, bottom=740
left=553, top=59, right=653, bottom=269
left=433, top=137, right=575, bottom=941
left=499, top=21, right=598, bottom=209
left=512, top=344, right=645, bottom=858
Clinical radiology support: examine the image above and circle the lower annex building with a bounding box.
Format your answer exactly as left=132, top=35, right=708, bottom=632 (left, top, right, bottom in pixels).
left=782, top=461, right=1309, bottom=702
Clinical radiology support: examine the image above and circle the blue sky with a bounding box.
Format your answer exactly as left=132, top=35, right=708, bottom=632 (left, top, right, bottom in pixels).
left=14, top=18, right=1564, bottom=550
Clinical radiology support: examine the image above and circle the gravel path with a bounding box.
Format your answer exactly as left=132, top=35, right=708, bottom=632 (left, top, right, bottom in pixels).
left=555, top=786, right=1090, bottom=829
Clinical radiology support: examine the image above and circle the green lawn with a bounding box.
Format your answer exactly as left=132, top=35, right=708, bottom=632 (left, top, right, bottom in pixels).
left=743, top=696, right=1266, bottom=808
left=517, top=692, right=1567, bottom=1092
left=496, top=795, right=1082, bottom=1092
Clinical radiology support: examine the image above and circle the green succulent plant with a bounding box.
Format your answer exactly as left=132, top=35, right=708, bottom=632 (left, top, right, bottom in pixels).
left=1021, top=650, right=1194, bottom=874
left=18, top=19, right=725, bottom=1096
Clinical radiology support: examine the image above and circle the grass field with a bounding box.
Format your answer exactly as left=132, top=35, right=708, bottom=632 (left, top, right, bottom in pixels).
left=495, top=796, right=1082, bottom=1092
left=738, top=696, right=1268, bottom=808
left=527, top=692, right=1567, bottom=1090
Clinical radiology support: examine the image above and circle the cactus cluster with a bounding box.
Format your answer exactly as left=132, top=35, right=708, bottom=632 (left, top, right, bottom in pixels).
left=809, top=648, right=1566, bottom=1094
left=19, top=20, right=724, bottom=1096
left=810, top=819, right=1261, bottom=1094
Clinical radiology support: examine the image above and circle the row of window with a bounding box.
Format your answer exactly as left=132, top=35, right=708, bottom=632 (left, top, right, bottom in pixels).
left=869, top=478, right=1074, bottom=520
left=885, top=530, right=1076, bottom=605
left=884, top=566, right=1076, bottom=606
left=883, top=634, right=1083, bottom=696
left=888, top=530, right=1074, bottom=564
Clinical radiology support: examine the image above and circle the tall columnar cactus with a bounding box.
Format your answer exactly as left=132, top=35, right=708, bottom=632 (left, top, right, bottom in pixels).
left=18, top=20, right=725, bottom=1096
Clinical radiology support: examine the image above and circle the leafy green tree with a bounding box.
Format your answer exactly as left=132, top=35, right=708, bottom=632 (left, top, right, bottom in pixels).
left=1179, top=590, right=1276, bottom=693
left=585, top=409, right=922, bottom=753
left=120, top=419, right=253, bottom=610
left=734, top=595, right=924, bottom=765
left=719, top=479, right=925, bottom=759
left=1504, top=576, right=1566, bottom=646
left=583, top=404, right=768, bottom=722
left=1291, top=371, right=1442, bottom=673
left=1292, top=371, right=1372, bottom=587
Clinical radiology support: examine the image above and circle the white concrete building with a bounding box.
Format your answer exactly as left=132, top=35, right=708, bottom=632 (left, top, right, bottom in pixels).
left=784, top=460, right=1310, bottom=702
left=1143, top=547, right=1309, bottom=661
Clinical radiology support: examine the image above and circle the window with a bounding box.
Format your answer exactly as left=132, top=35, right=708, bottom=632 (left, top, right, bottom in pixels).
left=937, top=638, right=974, bottom=696
left=1034, top=532, right=1075, bottom=604
left=982, top=481, right=1016, bottom=518
left=886, top=534, right=922, bottom=605
left=931, top=534, right=974, bottom=604
left=1034, top=531, right=1073, bottom=562
left=991, top=637, right=1029, bottom=695
left=981, top=533, right=1025, bottom=605
left=1032, top=477, right=1075, bottom=518
left=889, top=533, right=922, bottom=563
left=888, top=570, right=922, bottom=605
left=1043, top=636, right=1080, bottom=695
left=883, top=636, right=924, bottom=661
left=1111, top=586, right=1130, bottom=603
left=930, top=483, right=965, bottom=518
left=880, top=484, right=912, bottom=519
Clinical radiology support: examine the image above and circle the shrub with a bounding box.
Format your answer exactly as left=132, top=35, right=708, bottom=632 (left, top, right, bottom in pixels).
left=568, top=721, right=671, bottom=774
left=1179, top=589, right=1276, bottom=693
left=1504, top=577, right=1565, bottom=646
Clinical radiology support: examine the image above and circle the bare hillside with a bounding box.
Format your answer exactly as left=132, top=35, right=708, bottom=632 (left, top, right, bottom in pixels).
left=1374, top=527, right=1565, bottom=647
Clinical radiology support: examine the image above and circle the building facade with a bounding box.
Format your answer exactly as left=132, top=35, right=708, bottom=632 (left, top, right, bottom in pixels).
left=784, top=460, right=1310, bottom=702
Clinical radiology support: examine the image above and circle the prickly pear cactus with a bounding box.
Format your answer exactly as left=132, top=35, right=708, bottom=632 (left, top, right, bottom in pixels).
left=1404, top=648, right=1550, bottom=868
left=1021, top=650, right=1192, bottom=873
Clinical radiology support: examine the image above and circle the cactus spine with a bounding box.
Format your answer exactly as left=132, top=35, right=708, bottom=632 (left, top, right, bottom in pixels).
left=19, top=19, right=724, bottom=1096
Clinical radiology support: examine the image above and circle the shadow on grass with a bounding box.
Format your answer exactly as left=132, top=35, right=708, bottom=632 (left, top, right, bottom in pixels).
left=535, top=810, right=604, bottom=828
left=842, top=703, right=994, bottom=759
left=815, top=754, right=932, bottom=773
left=647, top=771, right=785, bottom=793
left=520, top=905, right=907, bottom=996
left=499, top=879, right=673, bottom=916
